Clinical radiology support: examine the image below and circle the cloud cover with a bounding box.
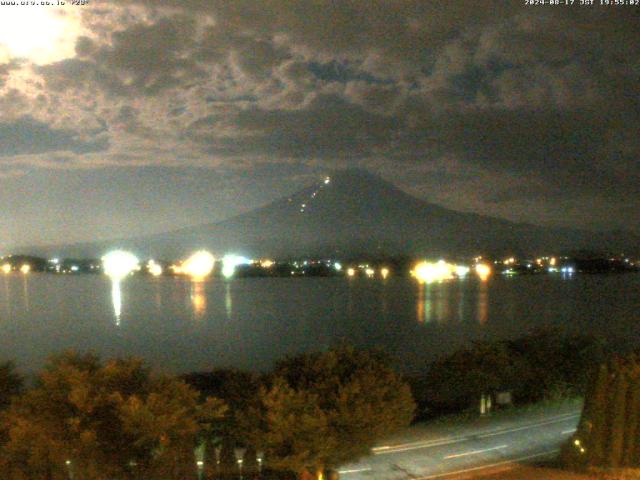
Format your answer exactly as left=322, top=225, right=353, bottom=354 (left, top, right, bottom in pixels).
left=0, top=0, right=638, bottom=246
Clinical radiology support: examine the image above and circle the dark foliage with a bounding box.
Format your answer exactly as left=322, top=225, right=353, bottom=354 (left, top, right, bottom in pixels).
left=0, top=362, right=23, bottom=411
left=412, top=330, right=606, bottom=416
left=0, top=352, right=225, bottom=480
left=245, top=347, right=416, bottom=478
left=564, top=354, right=640, bottom=470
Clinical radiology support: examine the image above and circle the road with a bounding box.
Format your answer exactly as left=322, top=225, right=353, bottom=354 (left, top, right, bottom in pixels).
left=338, top=403, right=581, bottom=479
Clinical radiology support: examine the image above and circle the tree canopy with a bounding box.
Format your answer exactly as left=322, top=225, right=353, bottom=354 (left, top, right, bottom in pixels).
left=564, top=353, right=640, bottom=470
left=0, top=351, right=226, bottom=480
left=246, top=347, right=416, bottom=478
left=0, top=361, right=23, bottom=411
left=418, top=330, right=606, bottom=414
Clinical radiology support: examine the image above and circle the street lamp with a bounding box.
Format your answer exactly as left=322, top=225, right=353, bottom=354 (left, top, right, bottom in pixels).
left=214, top=446, right=222, bottom=474
left=256, top=450, right=265, bottom=477
left=234, top=447, right=246, bottom=480
left=65, top=460, right=74, bottom=480
left=196, top=460, right=204, bottom=480
left=127, top=460, right=138, bottom=479
left=194, top=442, right=205, bottom=480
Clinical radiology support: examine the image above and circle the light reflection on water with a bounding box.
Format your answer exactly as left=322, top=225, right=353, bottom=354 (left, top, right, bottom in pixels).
left=416, top=284, right=427, bottom=323
left=154, top=282, right=162, bottom=311
left=380, top=282, right=389, bottom=318
left=0, top=273, right=638, bottom=374
left=22, top=276, right=30, bottom=312
left=225, top=283, right=232, bottom=320
left=415, top=281, right=458, bottom=324
left=190, top=281, right=207, bottom=320
left=414, top=279, right=491, bottom=325
left=111, top=280, right=122, bottom=326
left=436, top=284, right=449, bottom=322
left=477, top=280, right=489, bottom=325
left=2, top=276, right=10, bottom=320
left=457, top=285, right=465, bottom=323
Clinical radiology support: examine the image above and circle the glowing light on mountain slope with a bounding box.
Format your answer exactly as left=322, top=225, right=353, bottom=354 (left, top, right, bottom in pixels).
left=299, top=176, right=333, bottom=213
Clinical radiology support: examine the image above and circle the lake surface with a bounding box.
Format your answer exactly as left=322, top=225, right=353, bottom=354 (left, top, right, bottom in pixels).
left=1, top=273, right=638, bottom=374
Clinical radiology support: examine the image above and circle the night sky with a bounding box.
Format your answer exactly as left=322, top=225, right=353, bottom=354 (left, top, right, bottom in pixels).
left=0, top=1, right=638, bottom=248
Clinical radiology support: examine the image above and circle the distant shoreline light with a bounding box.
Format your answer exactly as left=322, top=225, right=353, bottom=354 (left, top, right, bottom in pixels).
left=102, top=251, right=140, bottom=280
left=182, top=251, right=216, bottom=280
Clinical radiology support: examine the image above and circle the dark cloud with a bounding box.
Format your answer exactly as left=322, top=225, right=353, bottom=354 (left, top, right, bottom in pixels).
left=188, top=94, right=399, bottom=160
left=39, top=14, right=203, bottom=97
left=0, top=116, right=108, bottom=157
left=427, top=108, right=639, bottom=201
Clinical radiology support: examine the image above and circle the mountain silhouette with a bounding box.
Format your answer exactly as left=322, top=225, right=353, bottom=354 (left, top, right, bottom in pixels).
left=30, top=169, right=640, bottom=259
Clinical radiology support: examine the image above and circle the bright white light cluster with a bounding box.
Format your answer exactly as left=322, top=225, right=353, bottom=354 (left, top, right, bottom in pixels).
left=412, top=260, right=482, bottom=284
left=147, top=260, right=163, bottom=277
left=222, top=255, right=251, bottom=278
left=412, top=260, right=454, bottom=284
left=456, top=265, right=470, bottom=277
left=102, top=251, right=139, bottom=280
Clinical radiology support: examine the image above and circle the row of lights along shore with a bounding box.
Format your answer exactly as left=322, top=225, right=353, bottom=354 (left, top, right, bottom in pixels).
left=4, top=250, right=496, bottom=284
left=101, top=250, right=249, bottom=282
left=91, top=251, right=497, bottom=284
left=3, top=252, right=634, bottom=282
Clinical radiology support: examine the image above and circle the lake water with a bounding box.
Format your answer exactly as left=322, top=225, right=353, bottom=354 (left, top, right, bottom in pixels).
left=1, top=273, right=638, bottom=374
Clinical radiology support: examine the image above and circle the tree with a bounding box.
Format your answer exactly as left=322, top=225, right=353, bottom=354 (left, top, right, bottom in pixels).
left=0, top=362, right=23, bottom=412
left=420, top=331, right=607, bottom=415
left=0, top=351, right=226, bottom=480
left=585, top=363, right=611, bottom=466
left=567, top=354, right=640, bottom=470
left=183, top=368, right=260, bottom=441
left=622, top=366, right=640, bottom=465
left=247, top=347, right=415, bottom=479
left=182, top=369, right=261, bottom=477
left=252, top=378, right=334, bottom=475
left=509, top=329, right=568, bottom=400
left=557, top=334, right=607, bottom=395
left=607, top=363, right=629, bottom=467
left=423, top=341, right=528, bottom=412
